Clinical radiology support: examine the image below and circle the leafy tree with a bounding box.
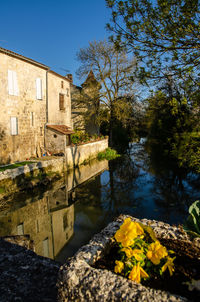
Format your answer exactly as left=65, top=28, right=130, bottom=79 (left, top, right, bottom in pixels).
left=106, top=0, right=200, bottom=81
left=145, top=76, right=200, bottom=172
left=76, top=40, right=137, bottom=146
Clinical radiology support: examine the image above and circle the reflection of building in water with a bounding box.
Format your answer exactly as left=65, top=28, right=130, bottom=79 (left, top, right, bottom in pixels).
left=0, top=158, right=109, bottom=260
left=0, top=185, right=74, bottom=260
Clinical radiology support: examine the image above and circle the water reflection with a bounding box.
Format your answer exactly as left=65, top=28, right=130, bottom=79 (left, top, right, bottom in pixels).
left=0, top=159, right=108, bottom=260
left=0, top=143, right=200, bottom=263
left=0, top=185, right=74, bottom=259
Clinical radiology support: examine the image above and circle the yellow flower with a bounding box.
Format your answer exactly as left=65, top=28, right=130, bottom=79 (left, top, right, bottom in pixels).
left=129, top=263, right=149, bottom=283
left=147, top=241, right=168, bottom=265
left=162, top=257, right=175, bottom=276
left=114, top=218, right=144, bottom=247
left=114, top=260, right=124, bottom=274
left=121, top=247, right=143, bottom=261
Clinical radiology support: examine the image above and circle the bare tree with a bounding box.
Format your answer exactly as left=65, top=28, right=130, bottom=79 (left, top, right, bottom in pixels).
left=76, top=40, right=137, bottom=145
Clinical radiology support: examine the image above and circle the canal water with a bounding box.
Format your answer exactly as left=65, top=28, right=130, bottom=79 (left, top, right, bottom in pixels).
left=0, top=141, right=200, bottom=263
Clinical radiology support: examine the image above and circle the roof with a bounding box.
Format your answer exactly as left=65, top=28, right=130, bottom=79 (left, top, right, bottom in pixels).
left=46, top=125, right=74, bottom=135
left=82, top=70, right=101, bottom=89
left=49, top=70, right=71, bottom=82
left=0, top=46, right=49, bottom=70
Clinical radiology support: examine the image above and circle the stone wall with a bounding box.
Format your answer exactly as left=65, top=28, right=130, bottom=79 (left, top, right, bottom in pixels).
left=65, top=138, right=108, bottom=168
left=0, top=52, right=47, bottom=164
left=45, top=128, right=66, bottom=154
left=0, top=158, right=65, bottom=197
left=0, top=158, right=65, bottom=181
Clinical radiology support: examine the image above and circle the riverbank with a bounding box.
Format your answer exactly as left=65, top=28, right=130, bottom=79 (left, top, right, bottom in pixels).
left=0, top=138, right=108, bottom=199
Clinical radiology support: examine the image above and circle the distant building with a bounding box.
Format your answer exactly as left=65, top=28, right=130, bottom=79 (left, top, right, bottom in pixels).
left=0, top=47, right=73, bottom=164
left=71, top=70, right=101, bottom=135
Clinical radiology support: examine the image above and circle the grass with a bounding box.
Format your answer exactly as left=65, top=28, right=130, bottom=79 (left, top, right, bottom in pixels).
left=97, top=148, right=120, bottom=161
left=0, top=161, right=35, bottom=172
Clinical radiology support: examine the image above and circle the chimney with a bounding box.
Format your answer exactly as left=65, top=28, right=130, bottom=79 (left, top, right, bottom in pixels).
left=66, top=74, right=73, bottom=83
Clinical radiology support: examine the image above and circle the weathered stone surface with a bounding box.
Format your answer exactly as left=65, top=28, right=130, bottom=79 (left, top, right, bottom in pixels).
left=57, top=215, right=191, bottom=302
left=0, top=158, right=65, bottom=181
left=0, top=236, right=60, bottom=302
left=65, top=138, right=108, bottom=168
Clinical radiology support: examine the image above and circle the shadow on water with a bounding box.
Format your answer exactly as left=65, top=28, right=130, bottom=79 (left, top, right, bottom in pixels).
left=1, top=141, right=200, bottom=263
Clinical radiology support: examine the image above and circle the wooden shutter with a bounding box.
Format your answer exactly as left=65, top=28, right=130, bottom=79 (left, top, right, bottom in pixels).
left=59, top=94, right=65, bottom=110
left=10, top=117, right=18, bottom=135
left=8, top=70, right=14, bottom=95
left=36, top=78, right=42, bottom=99
left=13, top=71, right=19, bottom=95
left=8, top=70, right=19, bottom=95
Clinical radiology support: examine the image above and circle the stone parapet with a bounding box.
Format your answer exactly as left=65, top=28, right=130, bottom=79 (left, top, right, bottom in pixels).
left=0, top=158, right=65, bottom=181
left=57, top=215, right=197, bottom=302
left=65, top=138, right=108, bottom=168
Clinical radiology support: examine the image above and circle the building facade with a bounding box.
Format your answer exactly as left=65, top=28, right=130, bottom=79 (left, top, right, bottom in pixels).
left=45, top=70, right=73, bottom=154
left=0, top=47, right=73, bottom=164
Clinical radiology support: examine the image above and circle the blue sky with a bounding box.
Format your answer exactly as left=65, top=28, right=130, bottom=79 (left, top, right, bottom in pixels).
left=0, top=0, right=111, bottom=85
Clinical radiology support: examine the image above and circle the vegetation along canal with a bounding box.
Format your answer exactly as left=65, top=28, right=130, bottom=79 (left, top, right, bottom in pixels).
left=0, top=140, right=199, bottom=263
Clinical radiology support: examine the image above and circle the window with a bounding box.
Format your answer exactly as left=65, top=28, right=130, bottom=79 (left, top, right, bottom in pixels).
left=8, top=70, right=19, bottom=96
left=10, top=117, right=18, bottom=135
left=36, top=78, right=42, bottom=100
left=59, top=93, right=65, bottom=110
left=61, top=81, right=64, bottom=88
left=66, top=88, right=69, bottom=97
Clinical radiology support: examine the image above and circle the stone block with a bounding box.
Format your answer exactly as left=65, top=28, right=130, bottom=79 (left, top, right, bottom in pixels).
left=57, top=215, right=195, bottom=302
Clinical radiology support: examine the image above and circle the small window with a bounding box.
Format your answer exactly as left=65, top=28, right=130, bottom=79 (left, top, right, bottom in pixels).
left=66, top=88, right=69, bottom=97
left=61, top=81, right=64, bottom=88
left=10, top=117, right=18, bottom=135
left=40, top=127, right=43, bottom=136
left=36, top=78, right=42, bottom=100
left=59, top=93, right=65, bottom=110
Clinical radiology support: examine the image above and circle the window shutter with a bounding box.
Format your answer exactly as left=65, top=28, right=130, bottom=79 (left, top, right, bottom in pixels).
left=59, top=94, right=65, bottom=110
left=8, top=70, right=14, bottom=95
left=10, top=117, right=18, bottom=135
left=13, top=71, right=19, bottom=95
left=36, top=78, right=42, bottom=99
left=8, top=70, right=19, bottom=95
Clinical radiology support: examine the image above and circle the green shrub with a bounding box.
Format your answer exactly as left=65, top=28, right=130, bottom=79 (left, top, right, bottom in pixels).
left=71, top=131, right=104, bottom=145
left=97, top=148, right=120, bottom=161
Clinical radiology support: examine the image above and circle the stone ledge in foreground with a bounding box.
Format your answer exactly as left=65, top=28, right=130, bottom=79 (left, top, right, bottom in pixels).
left=57, top=215, right=197, bottom=302
left=0, top=236, right=60, bottom=302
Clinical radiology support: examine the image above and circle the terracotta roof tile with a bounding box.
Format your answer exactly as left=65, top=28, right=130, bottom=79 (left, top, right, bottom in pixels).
left=47, top=125, right=74, bottom=135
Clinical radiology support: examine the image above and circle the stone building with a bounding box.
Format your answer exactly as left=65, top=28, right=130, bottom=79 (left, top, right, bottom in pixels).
left=0, top=47, right=73, bottom=164
left=71, top=70, right=101, bottom=135
left=45, top=70, right=73, bottom=154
